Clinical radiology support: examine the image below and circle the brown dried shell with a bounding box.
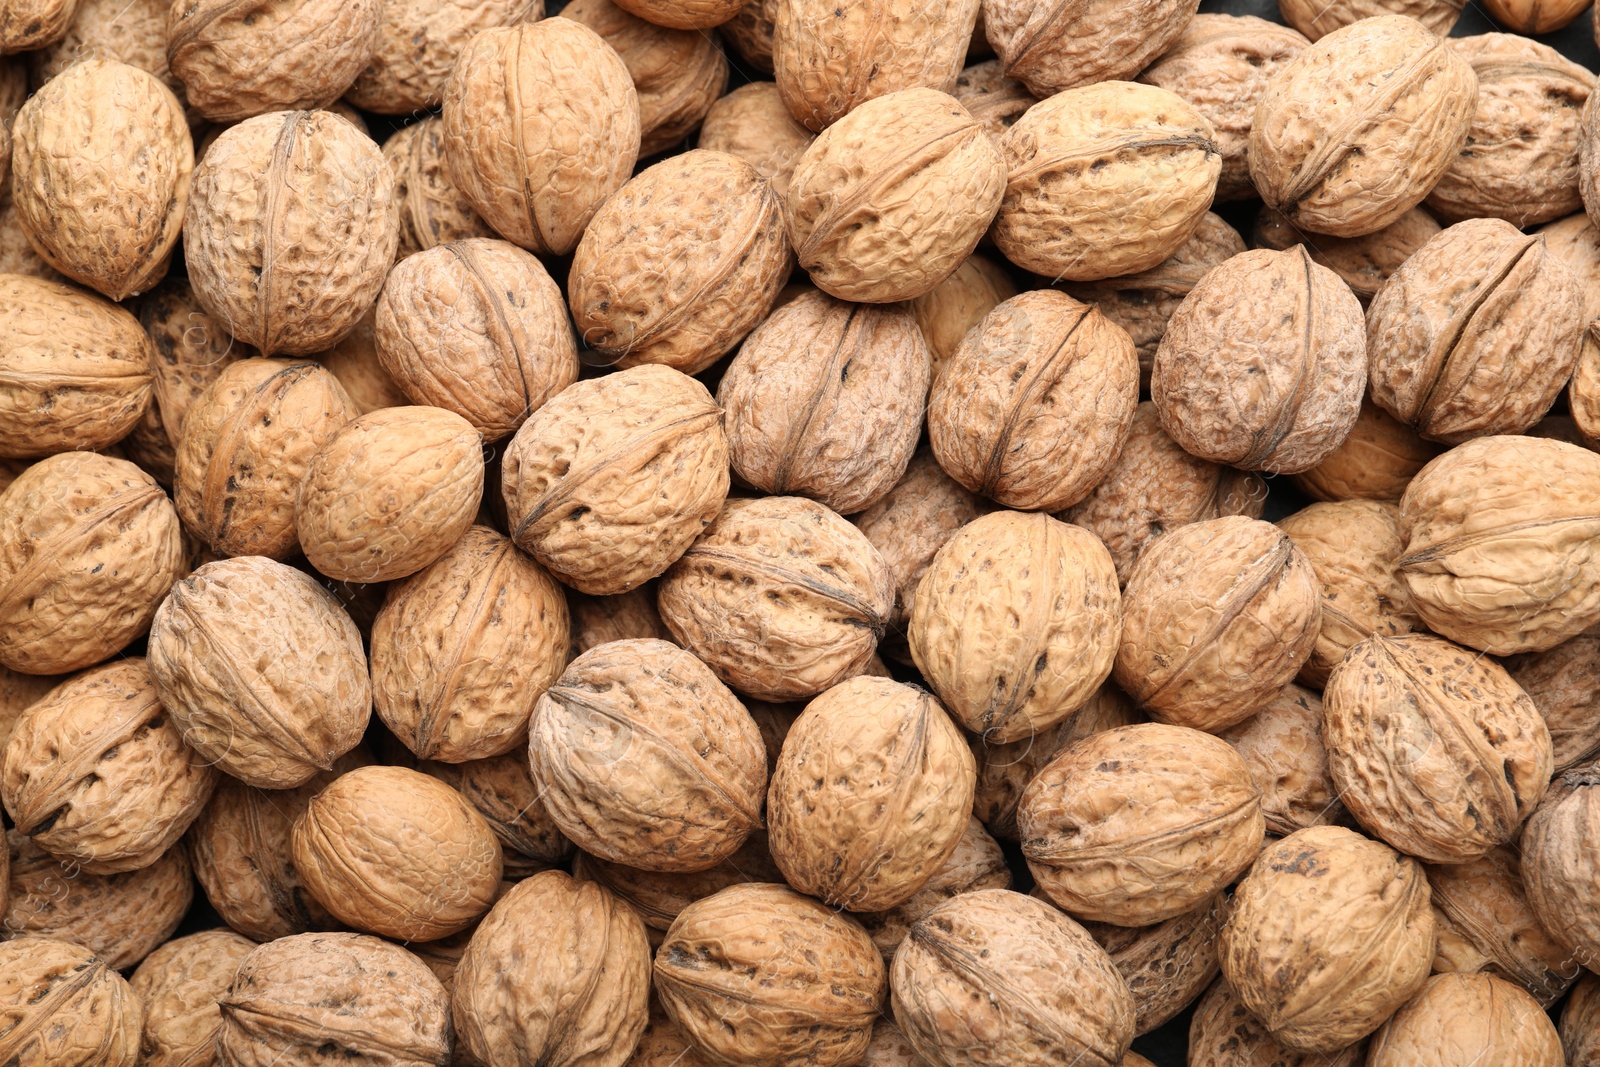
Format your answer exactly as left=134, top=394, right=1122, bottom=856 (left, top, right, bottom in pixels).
left=1367, top=973, right=1564, bottom=1066
left=856, top=816, right=1011, bottom=959
left=950, top=59, right=1036, bottom=141
left=569, top=584, right=673, bottom=657
left=345, top=0, right=536, bottom=114
left=129, top=929, right=257, bottom=1067
left=1542, top=211, right=1600, bottom=323
left=1187, top=979, right=1368, bottom=1067
left=1289, top=398, right=1442, bottom=503
left=1253, top=204, right=1441, bottom=305
left=860, top=1019, right=925, bottom=1067
left=612, top=0, right=740, bottom=28
left=0, top=0, right=80, bottom=53
left=1083, top=894, right=1226, bottom=1034
left=626, top=1012, right=716, bottom=1067
left=1217, top=683, right=1346, bottom=836
left=1506, top=631, right=1600, bottom=772
left=909, top=251, right=1017, bottom=381
left=422, top=752, right=571, bottom=867
left=1519, top=766, right=1600, bottom=970
left=0, top=202, right=64, bottom=282
left=382, top=118, right=495, bottom=260
left=721, top=0, right=775, bottom=71
left=1278, top=0, right=1462, bottom=39
left=982, top=0, right=1199, bottom=97
left=696, top=81, right=816, bottom=200
left=0, top=937, right=140, bottom=1067
left=316, top=307, right=406, bottom=415
left=0, top=667, right=56, bottom=754
left=1563, top=972, right=1600, bottom=1064
left=1487, top=0, right=1589, bottom=33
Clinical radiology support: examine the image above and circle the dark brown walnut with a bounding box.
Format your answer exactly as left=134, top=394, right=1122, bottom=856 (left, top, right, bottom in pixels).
left=1138, top=15, right=1309, bottom=201
left=1220, top=826, right=1435, bottom=1053
left=1507, top=630, right=1600, bottom=772
left=1083, top=894, right=1226, bottom=1034
left=532, top=638, right=766, bottom=873
left=148, top=556, right=371, bottom=788
left=4, top=832, right=192, bottom=970
left=857, top=816, right=1010, bottom=959
left=718, top=291, right=930, bottom=516
left=696, top=81, right=817, bottom=200
left=0, top=0, right=80, bottom=53
left=381, top=118, right=495, bottom=260
left=1187, top=979, right=1368, bottom=1067
left=1289, top=398, right=1442, bottom=502
left=1398, top=435, right=1600, bottom=654
left=950, top=59, right=1036, bottom=141
left=1521, top=766, right=1600, bottom=970
left=167, top=0, right=381, bottom=121
left=1152, top=246, right=1367, bottom=474
left=1367, top=218, right=1584, bottom=443
left=454, top=871, right=650, bottom=1067
left=656, top=882, right=885, bottom=1066
left=1253, top=204, right=1441, bottom=305
left=891, top=888, right=1135, bottom=1067
left=0, top=274, right=153, bottom=458
left=345, top=0, right=537, bottom=114
left=1249, top=15, right=1478, bottom=238
left=1019, top=723, right=1263, bottom=925
left=1564, top=972, right=1600, bottom=1064
left=1488, top=0, right=1589, bottom=33
left=1062, top=403, right=1266, bottom=585
left=909, top=251, right=1017, bottom=382
left=376, top=240, right=576, bottom=442
left=0, top=452, right=182, bottom=675
left=1278, top=0, right=1463, bottom=39
left=219, top=932, right=451, bottom=1066
left=0, top=937, right=140, bottom=1067
left=130, top=929, right=257, bottom=1067
left=1114, top=516, right=1321, bottom=733
left=721, top=0, right=775, bottom=71
left=568, top=584, right=673, bottom=658
left=1367, top=972, right=1565, bottom=1066
left=982, top=0, right=1199, bottom=96
left=929, top=290, right=1137, bottom=511
left=993, top=82, right=1220, bottom=282
left=659, top=495, right=894, bottom=702
left=425, top=752, right=572, bottom=866
left=1573, top=320, right=1600, bottom=449
left=504, top=365, right=729, bottom=595
left=1217, top=683, right=1346, bottom=836
left=910, top=510, right=1119, bottom=743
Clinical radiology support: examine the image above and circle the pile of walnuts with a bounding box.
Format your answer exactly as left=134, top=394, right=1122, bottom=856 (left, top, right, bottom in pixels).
left=4, top=0, right=1600, bottom=1062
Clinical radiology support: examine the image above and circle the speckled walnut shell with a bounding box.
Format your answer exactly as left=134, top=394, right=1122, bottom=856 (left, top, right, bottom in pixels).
left=718, top=291, right=929, bottom=516
left=773, top=0, right=977, bottom=132
left=993, top=82, right=1220, bottom=281
left=1487, top=0, right=1589, bottom=33
left=1083, top=894, right=1226, bottom=1034
left=859, top=1019, right=925, bottom=1066
left=532, top=638, right=765, bottom=873
left=503, top=365, right=729, bottom=595
left=983, top=0, right=1198, bottom=97
left=910, top=510, right=1120, bottom=744
left=1253, top=204, right=1441, bottom=305
left=696, top=81, right=816, bottom=201
left=219, top=932, right=451, bottom=1066
left=442, top=20, right=640, bottom=256
left=422, top=753, right=571, bottom=868
left=0, top=937, right=140, bottom=1067
left=148, top=555, right=371, bottom=788
left=0, top=204, right=64, bottom=282
left=1187, top=979, right=1368, bottom=1067
left=655, top=882, right=885, bottom=1067
left=891, top=888, right=1135, bottom=1067
left=346, top=0, right=536, bottom=114
left=1114, top=516, right=1321, bottom=733
left=1289, top=399, right=1441, bottom=503
left=786, top=88, right=1004, bottom=303
left=1573, top=322, right=1600, bottom=449
left=1519, top=766, right=1600, bottom=970
left=856, top=816, right=1010, bottom=959
left=659, top=495, right=893, bottom=702
left=1278, top=0, right=1462, bottom=39
left=1368, top=973, right=1564, bottom=1066
left=1217, top=683, right=1345, bottom=836
left=130, top=929, right=257, bottom=1067
left=167, top=0, right=380, bottom=121
left=568, top=585, right=673, bottom=657
left=0, top=274, right=152, bottom=458
left=909, top=251, right=1017, bottom=382
left=570, top=150, right=790, bottom=375
left=1506, top=631, right=1600, bottom=772
left=930, top=290, right=1138, bottom=511
left=0, top=452, right=182, bottom=675
left=1020, top=723, right=1262, bottom=925
left=1248, top=16, right=1477, bottom=238
left=1564, top=973, right=1600, bottom=1063
left=950, top=60, right=1036, bottom=141
left=0, top=0, right=80, bottom=52
left=381, top=118, right=494, bottom=260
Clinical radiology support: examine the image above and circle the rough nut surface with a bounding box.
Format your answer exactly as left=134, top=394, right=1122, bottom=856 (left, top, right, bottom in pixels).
left=1506, top=630, right=1600, bottom=772
left=1279, top=0, right=1461, bottom=38
left=1288, top=398, right=1441, bottom=502
left=0, top=937, right=140, bottom=1067
left=910, top=251, right=1018, bottom=381
left=1217, top=683, right=1346, bottom=836
left=1487, top=0, right=1589, bottom=34
left=950, top=60, right=1037, bottom=141
left=1520, top=766, right=1600, bottom=970
left=345, top=0, right=538, bottom=114
left=696, top=81, right=816, bottom=199
left=0, top=0, right=80, bottom=53
left=422, top=752, right=572, bottom=866
left=1083, top=895, right=1226, bottom=1035
left=382, top=118, right=496, bottom=262
left=1367, top=973, right=1564, bottom=1066
left=129, top=929, right=257, bottom=1067
left=612, top=0, right=742, bottom=29
left=1563, top=973, right=1600, bottom=1063
left=1253, top=204, right=1442, bottom=305
left=983, top=0, right=1200, bottom=96
left=568, top=584, right=673, bottom=657
left=856, top=817, right=1011, bottom=959
left=1186, top=979, right=1368, bottom=1067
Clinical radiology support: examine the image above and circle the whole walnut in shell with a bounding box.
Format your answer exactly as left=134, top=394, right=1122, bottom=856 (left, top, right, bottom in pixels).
left=1114, top=516, right=1322, bottom=733
left=1253, top=204, right=1441, bottom=305
left=185, top=110, right=397, bottom=355
left=1279, top=0, right=1462, bottom=39
left=1289, top=398, right=1441, bottom=502
left=856, top=817, right=1010, bottom=959
left=1520, top=766, right=1600, bottom=970
left=612, top=0, right=741, bottom=28
left=982, top=0, right=1199, bottom=96
left=626, top=1013, right=716, bottom=1067
left=503, top=365, right=729, bottom=595
left=381, top=118, right=495, bottom=259
left=0, top=203, right=63, bottom=281
left=1019, top=723, right=1263, bottom=925
left=130, top=929, right=257, bottom=1067
left=786, top=87, right=1004, bottom=303
left=568, top=584, right=673, bottom=657
left=1487, top=0, right=1589, bottom=33
left=718, top=291, right=929, bottom=515
left=1368, top=973, right=1564, bottom=1066
left=345, top=0, right=537, bottom=114
left=423, top=753, right=572, bottom=867
left=696, top=81, right=816, bottom=199
left=317, top=308, right=406, bottom=414
left=910, top=510, right=1119, bottom=743
left=0, top=937, right=140, bottom=1067
left=929, top=289, right=1138, bottom=511
left=950, top=60, right=1036, bottom=141
left=909, top=251, right=1017, bottom=381
left=1541, top=212, right=1600, bottom=322
left=1507, top=631, right=1600, bottom=772
left=1217, top=683, right=1347, bottom=835
left=148, top=556, right=371, bottom=788
left=1564, top=973, right=1600, bottom=1063
left=1187, top=979, right=1368, bottom=1067
left=0, top=452, right=182, bottom=675
left=25, top=0, right=177, bottom=104
left=0, top=668, right=56, bottom=755
left=722, top=0, right=775, bottom=70
left=0, top=0, right=80, bottom=53
left=1083, top=895, right=1226, bottom=1035
left=992, top=81, right=1220, bottom=281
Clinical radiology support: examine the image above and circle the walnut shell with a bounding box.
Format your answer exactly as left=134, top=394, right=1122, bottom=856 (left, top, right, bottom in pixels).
left=1506, top=631, right=1600, bottom=772
left=453, top=870, right=650, bottom=1067
left=1487, top=0, right=1589, bottom=32
left=860, top=1019, right=926, bottom=1067
left=345, top=0, right=535, bottom=114
left=129, top=929, right=257, bottom=1067
left=993, top=81, right=1220, bottom=281
left=569, top=150, right=791, bottom=374
left=949, top=59, right=1036, bottom=141
left=0, top=0, right=80, bottom=53
left=612, top=0, right=740, bottom=29
left=0, top=937, right=140, bottom=1067
left=421, top=753, right=571, bottom=868
left=890, top=888, right=1135, bottom=1067
left=0, top=274, right=153, bottom=458
left=909, top=251, right=1017, bottom=382
left=982, top=0, right=1198, bottom=97
left=1020, top=723, right=1263, bottom=925
left=0, top=667, right=56, bottom=755
left=718, top=291, right=929, bottom=516
left=910, top=510, right=1119, bottom=744
left=503, top=365, right=729, bottom=595
left=1114, top=516, right=1322, bottom=733
left=219, top=932, right=451, bottom=1066
left=787, top=87, right=1004, bottom=303
left=721, top=0, right=774, bottom=70
left=0, top=203, right=64, bottom=282
left=1563, top=973, right=1600, bottom=1064
left=1248, top=15, right=1477, bottom=238
left=929, top=290, right=1138, bottom=511
left=695, top=81, right=816, bottom=200
left=1083, top=894, right=1226, bottom=1034
left=659, top=495, right=894, bottom=702
left=1278, top=0, right=1462, bottom=39
left=1520, top=766, right=1600, bottom=970
left=381, top=118, right=495, bottom=260
left=1544, top=212, right=1600, bottom=325
left=0, top=452, right=182, bottom=674
left=626, top=1012, right=716, bottom=1067
left=1288, top=398, right=1441, bottom=503
left=1217, top=683, right=1346, bottom=836
left=856, top=816, right=1010, bottom=959
left=1253, top=204, right=1441, bottom=306
left=1573, top=321, right=1600, bottom=449
left=27, top=0, right=178, bottom=110
left=532, top=637, right=766, bottom=873
left=568, top=584, right=673, bottom=657
left=655, top=881, right=886, bottom=1067
left=315, top=306, right=406, bottom=416
left=442, top=20, right=640, bottom=256
left=148, top=555, right=371, bottom=788
left=1187, top=979, right=1368, bottom=1067
left=1367, top=972, right=1563, bottom=1066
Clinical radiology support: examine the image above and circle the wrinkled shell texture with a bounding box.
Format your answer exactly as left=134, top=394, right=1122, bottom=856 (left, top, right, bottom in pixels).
left=129, top=929, right=257, bottom=1067
left=660, top=495, right=894, bottom=702
left=382, top=118, right=496, bottom=259
left=1217, top=683, right=1346, bottom=835
left=1289, top=398, right=1442, bottom=502
left=569, top=584, right=673, bottom=656
left=503, top=364, right=729, bottom=595
left=1508, top=632, right=1600, bottom=771
left=147, top=555, right=371, bottom=788
left=1564, top=973, right=1600, bottom=1063
left=1254, top=204, right=1443, bottom=304
left=318, top=307, right=408, bottom=415
left=1367, top=973, right=1564, bottom=1066
left=992, top=81, right=1220, bottom=281
left=28, top=0, right=179, bottom=95
left=983, top=0, right=1199, bottom=96
left=442, top=20, right=640, bottom=256
left=346, top=0, right=538, bottom=113
left=655, top=882, right=886, bottom=1067
left=1114, top=516, right=1322, bottom=733
left=1186, top=979, right=1368, bottom=1067
left=891, top=888, right=1135, bottom=1067
left=0, top=938, right=140, bottom=1067
left=1540, top=211, right=1600, bottom=321
left=786, top=88, right=1005, bottom=303
left=1248, top=15, right=1478, bottom=238
left=532, top=638, right=766, bottom=872
left=423, top=751, right=573, bottom=864
left=723, top=0, right=776, bottom=69
left=570, top=150, right=790, bottom=374
left=626, top=1013, right=717, bottom=1067
left=1019, top=723, right=1263, bottom=925
left=1085, top=894, right=1225, bottom=1035
left=857, top=816, right=1011, bottom=958
left=719, top=291, right=930, bottom=515
left=0, top=669, right=57, bottom=754
left=0, top=452, right=182, bottom=675
left=1521, top=769, right=1600, bottom=969
left=910, top=251, right=1018, bottom=380
left=0, top=202, right=63, bottom=283
left=910, top=510, right=1120, bottom=744
left=1279, top=0, right=1461, bottom=38
left=0, top=0, right=81, bottom=53
left=696, top=81, right=816, bottom=200
left=950, top=60, right=1037, bottom=141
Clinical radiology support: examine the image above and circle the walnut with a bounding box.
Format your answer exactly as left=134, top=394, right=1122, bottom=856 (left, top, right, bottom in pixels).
left=1506, top=631, right=1600, bottom=772
left=0, top=938, right=140, bottom=1067
left=695, top=81, right=816, bottom=199
left=568, top=584, right=673, bottom=658
left=129, top=929, right=257, bottom=1067
left=0, top=0, right=80, bottom=52
left=1367, top=973, right=1564, bottom=1065
left=612, top=0, right=742, bottom=28
left=1187, top=979, right=1368, bottom=1067
left=1485, top=0, right=1589, bottom=33
left=626, top=1012, right=716, bottom=1067
left=1289, top=399, right=1442, bottom=503
left=860, top=1019, right=927, bottom=1067
left=0, top=668, right=56, bottom=754
left=423, top=753, right=571, bottom=870
left=949, top=59, right=1036, bottom=141
left=1540, top=211, right=1600, bottom=322
left=1083, top=894, right=1226, bottom=1034
left=1277, top=0, right=1463, bottom=39
left=0, top=202, right=64, bottom=281
left=380, top=119, right=494, bottom=260
left=1563, top=973, right=1600, bottom=1064
left=982, top=0, right=1199, bottom=96
left=909, top=251, right=1017, bottom=381
left=345, top=0, right=535, bottom=113
left=856, top=816, right=1010, bottom=959
left=29, top=0, right=181, bottom=109
left=1253, top=204, right=1441, bottom=306
left=1217, top=683, right=1346, bottom=836
left=721, top=0, right=775, bottom=72
left=1519, top=766, right=1600, bottom=971
left=316, top=307, right=406, bottom=414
